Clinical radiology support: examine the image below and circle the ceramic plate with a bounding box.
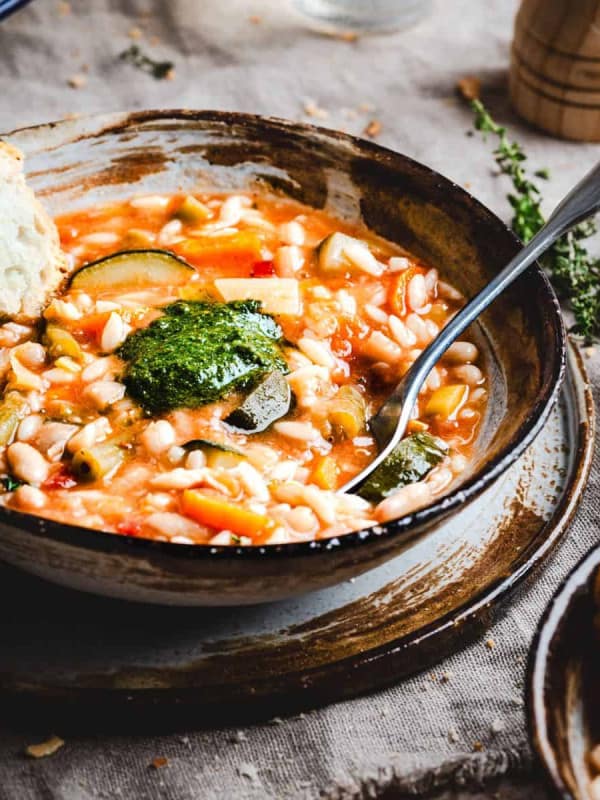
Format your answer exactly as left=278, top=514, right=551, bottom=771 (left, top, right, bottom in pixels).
left=0, top=341, right=592, bottom=727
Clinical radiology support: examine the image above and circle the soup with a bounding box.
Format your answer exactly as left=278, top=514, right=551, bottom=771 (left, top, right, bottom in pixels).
left=0, top=192, right=486, bottom=545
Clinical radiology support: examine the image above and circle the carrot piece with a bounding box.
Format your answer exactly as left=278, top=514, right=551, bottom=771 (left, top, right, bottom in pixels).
left=407, top=419, right=429, bottom=433
left=73, top=311, right=111, bottom=341
left=424, top=384, right=468, bottom=419
left=389, top=265, right=426, bottom=317
left=181, top=490, right=274, bottom=540
left=173, top=231, right=264, bottom=275
left=311, top=455, right=340, bottom=490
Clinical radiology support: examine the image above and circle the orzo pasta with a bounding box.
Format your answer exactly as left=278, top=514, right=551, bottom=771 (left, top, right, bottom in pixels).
left=0, top=192, right=486, bottom=545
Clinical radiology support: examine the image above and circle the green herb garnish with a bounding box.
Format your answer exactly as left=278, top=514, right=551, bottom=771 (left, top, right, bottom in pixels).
left=119, top=45, right=174, bottom=80
left=2, top=475, right=23, bottom=492
left=471, top=99, right=600, bottom=344
left=118, top=300, right=288, bottom=413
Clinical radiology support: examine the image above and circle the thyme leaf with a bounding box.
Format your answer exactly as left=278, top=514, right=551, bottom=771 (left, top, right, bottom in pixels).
left=471, top=99, right=600, bottom=344
left=119, top=44, right=174, bottom=80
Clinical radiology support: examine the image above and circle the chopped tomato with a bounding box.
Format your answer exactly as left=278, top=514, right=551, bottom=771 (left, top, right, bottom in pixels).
left=73, top=311, right=112, bottom=343
left=43, top=466, right=78, bottom=490
left=116, top=519, right=144, bottom=537
left=251, top=260, right=275, bottom=277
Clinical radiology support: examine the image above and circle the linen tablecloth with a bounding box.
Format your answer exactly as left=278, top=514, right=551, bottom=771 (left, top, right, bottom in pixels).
left=0, top=1, right=599, bottom=797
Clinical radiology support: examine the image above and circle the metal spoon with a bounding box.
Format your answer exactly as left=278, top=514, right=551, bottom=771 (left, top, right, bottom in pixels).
left=342, top=161, right=600, bottom=494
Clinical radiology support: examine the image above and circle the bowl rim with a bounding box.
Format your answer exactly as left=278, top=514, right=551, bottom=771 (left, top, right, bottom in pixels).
left=1, top=108, right=567, bottom=560
left=527, top=542, right=600, bottom=800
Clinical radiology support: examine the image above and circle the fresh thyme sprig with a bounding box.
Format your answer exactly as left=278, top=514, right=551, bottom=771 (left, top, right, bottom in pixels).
left=471, top=98, right=600, bottom=344
left=119, top=44, right=174, bottom=80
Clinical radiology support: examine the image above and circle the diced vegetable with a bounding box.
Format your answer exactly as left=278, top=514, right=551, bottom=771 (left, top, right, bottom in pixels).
left=424, top=384, right=468, bottom=419
left=183, top=439, right=245, bottom=469
left=175, top=195, right=212, bottom=224
left=317, top=232, right=356, bottom=273
left=389, top=265, right=426, bottom=317
left=181, top=490, right=274, bottom=540
left=311, top=454, right=339, bottom=490
left=69, top=250, right=195, bottom=294
left=0, top=392, right=28, bottom=447
left=328, top=385, right=366, bottom=439
left=44, top=325, right=84, bottom=361
left=174, top=231, right=263, bottom=272
left=214, top=278, right=300, bottom=316
left=71, top=440, right=125, bottom=482
left=225, top=371, right=291, bottom=432
left=120, top=229, right=155, bottom=249
left=357, top=432, right=448, bottom=503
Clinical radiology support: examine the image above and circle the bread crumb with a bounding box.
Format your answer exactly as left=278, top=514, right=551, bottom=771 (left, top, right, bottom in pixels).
left=57, top=1, right=71, bottom=15
left=440, top=670, right=453, bottom=683
left=358, top=102, right=375, bottom=113
left=230, top=730, right=247, bottom=743
left=25, top=736, right=65, bottom=758
left=150, top=756, right=168, bottom=769
left=303, top=100, right=329, bottom=120
left=330, top=30, right=359, bottom=42
left=485, top=637, right=496, bottom=650
left=128, top=27, right=143, bottom=40
left=238, top=763, right=260, bottom=783
left=63, top=112, right=81, bottom=120
left=165, top=68, right=176, bottom=81
left=491, top=719, right=505, bottom=735
left=364, top=119, right=382, bottom=138
left=149, top=35, right=161, bottom=46
left=473, top=740, right=484, bottom=752
left=68, top=74, right=87, bottom=89
left=448, top=728, right=459, bottom=743
left=248, top=15, right=261, bottom=24
left=457, top=76, right=481, bottom=101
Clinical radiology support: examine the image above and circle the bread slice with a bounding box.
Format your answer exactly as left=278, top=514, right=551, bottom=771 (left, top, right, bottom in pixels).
left=0, top=142, right=69, bottom=322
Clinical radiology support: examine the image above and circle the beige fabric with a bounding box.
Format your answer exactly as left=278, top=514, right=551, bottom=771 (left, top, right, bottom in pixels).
left=0, top=0, right=599, bottom=798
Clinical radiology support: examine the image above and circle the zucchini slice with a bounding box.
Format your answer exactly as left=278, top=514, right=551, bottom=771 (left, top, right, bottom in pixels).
left=69, top=249, right=195, bottom=293
left=182, top=439, right=245, bottom=469
left=225, top=371, right=291, bottom=432
left=357, top=432, right=448, bottom=504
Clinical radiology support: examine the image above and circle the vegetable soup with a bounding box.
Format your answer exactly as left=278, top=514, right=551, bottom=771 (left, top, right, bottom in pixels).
left=0, top=192, right=486, bottom=545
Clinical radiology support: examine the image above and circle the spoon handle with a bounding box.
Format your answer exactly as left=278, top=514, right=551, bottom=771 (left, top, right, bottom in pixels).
left=342, top=160, right=600, bottom=493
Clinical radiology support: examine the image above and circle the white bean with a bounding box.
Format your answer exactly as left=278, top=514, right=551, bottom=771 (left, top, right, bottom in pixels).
left=130, top=195, right=171, bottom=211
left=150, top=468, right=205, bottom=490
left=13, top=484, right=47, bottom=509
left=67, top=418, right=111, bottom=453
left=388, top=256, right=411, bottom=272
left=275, top=245, right=304, bottom=276
left=42, top=368, right=76, bottom=385
left=298, top=337, right=335, bottom=369
left=141, top=420, right=176, bottom=455
left=342, top=241, right=385, bottom=277
left=100, top=312, right=127, bottom=353
left=82, top=380, right=126, bottom=410
left=388, top=315, right=417, bottom=349
left=453, top=364, right=484, bottom=386
left=17, top=342, right=46, bottom=369
left=364, top=304, right=389, bottom=325
left=443, top=342, right=479, bottom=364
left=185, top=450, right=207, bottom=470
left=405, top=313, right=431, bottom=346
left=158, top=218, right=183, bottom=246
left=82, top=357, right=113, bottom=383
left=375, top=482, right=432, bottom=522
left=424, top=268, right=439, bottom=293
left=407, top=274, right=428, bottom=311
left=7, top=442, right=49, bottom=485
left=273, top=421, right=321, bottom=442
left=145, top=512, right=205, bottom=539
left=278, top=220, right=306, bottom=246
left=363, top=331, right=402, bottom=364
left=438, top=280, right=464, bottom=301
left=17, top=415, right=43, bottom=442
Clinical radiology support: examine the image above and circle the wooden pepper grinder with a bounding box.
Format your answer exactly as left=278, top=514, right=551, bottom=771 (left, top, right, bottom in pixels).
left=509, top=0, right=600, bottom=141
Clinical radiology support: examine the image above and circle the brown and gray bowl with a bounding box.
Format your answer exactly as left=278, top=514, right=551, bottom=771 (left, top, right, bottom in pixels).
left=528, top=544, right=600, bottom=799
left=0, top=110, right=566, bottom=605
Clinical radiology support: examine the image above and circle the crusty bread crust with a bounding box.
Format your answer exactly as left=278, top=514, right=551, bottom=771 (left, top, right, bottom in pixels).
left=0, top=141, right=69, bottom=322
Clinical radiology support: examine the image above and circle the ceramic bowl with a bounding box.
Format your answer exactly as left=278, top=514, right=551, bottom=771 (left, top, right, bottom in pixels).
left=528, top=544, right=600, bottom=799
left=0, top=110, right=566, bottom=605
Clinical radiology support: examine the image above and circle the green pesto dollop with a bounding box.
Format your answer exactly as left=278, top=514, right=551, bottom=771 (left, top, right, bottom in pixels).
left=117, top=300, right=288, bottom=413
